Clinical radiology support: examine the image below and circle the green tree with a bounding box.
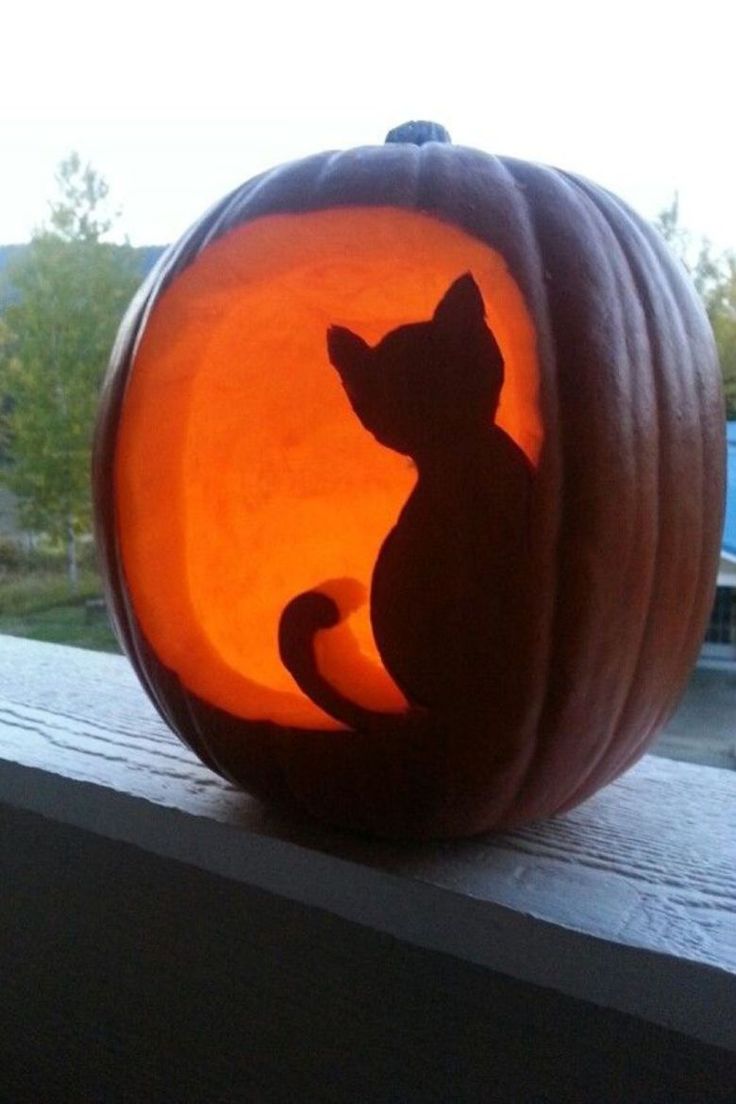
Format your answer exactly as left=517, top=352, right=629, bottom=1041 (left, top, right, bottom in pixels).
left=0, top=154, right=139, bottom=587
left=707, top=255, right=736, bottom=417
left=654, top=194, right=692, bottom=262
left=655, top=198, right=736, bottom=417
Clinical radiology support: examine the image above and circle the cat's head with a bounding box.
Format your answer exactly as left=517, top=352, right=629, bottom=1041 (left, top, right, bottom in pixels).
left=327, top=273, right=504, bottom=455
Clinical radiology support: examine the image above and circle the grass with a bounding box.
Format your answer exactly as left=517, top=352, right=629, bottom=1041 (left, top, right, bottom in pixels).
left=0, top=565, right=121, bottom=653
left=0, top=551, right=733, bottom=773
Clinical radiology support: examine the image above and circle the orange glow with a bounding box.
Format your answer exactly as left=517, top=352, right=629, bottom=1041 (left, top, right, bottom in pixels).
left=115, top=207, right=541, bottom=727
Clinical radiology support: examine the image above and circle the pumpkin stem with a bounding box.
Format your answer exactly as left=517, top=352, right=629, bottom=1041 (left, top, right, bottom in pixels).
left=384, top=121, right=452, bottom=146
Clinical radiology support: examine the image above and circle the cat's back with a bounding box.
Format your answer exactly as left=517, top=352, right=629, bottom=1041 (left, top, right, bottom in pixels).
left=371, top=423, right=534, bottom=709
left=480, top=425, right=533, bottom=483
left=404, top=424, right=532, bottom=519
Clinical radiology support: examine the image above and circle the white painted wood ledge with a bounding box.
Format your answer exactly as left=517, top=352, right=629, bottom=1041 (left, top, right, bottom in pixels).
left=0, top=633, right=734, bottom=1052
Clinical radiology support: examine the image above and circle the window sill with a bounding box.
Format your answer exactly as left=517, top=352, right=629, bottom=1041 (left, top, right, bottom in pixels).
left=0, top=634, right=734, bottom=1055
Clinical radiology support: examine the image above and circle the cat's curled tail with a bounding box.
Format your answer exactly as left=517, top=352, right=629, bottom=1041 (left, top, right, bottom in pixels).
left=278, top=590, right=424, bottom=732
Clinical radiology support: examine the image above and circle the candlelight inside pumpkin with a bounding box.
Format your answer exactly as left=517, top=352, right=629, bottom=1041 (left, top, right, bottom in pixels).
left=115, top=206, right=541, bottom=727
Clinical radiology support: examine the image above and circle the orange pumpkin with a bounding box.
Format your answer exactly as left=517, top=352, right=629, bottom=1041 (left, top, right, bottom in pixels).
left=93, top=122, right=725, bottom=838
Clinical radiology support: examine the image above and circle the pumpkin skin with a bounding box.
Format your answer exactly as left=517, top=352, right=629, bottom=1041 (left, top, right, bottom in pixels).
left=93, top=124, right=725, bottom=839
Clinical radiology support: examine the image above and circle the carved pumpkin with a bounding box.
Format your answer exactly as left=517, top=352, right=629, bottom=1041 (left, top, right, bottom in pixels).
left=93, top=122, right=725, bottom=839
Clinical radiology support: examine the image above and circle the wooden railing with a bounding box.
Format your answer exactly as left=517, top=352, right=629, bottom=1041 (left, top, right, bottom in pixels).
left=1, top=634, right=734, bottom=1101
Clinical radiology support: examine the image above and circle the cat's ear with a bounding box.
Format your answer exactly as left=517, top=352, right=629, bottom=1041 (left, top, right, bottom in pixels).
left=327, top=326, right=369, bottom=374
left=432, top=273, right=486, bottom=335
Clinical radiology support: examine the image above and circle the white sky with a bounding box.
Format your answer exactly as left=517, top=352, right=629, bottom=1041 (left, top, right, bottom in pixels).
left=2, top=0, right=734, bottom=250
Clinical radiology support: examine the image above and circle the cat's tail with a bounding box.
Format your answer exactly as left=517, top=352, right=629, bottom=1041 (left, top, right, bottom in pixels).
left=278, top=589, right=423, bottom=732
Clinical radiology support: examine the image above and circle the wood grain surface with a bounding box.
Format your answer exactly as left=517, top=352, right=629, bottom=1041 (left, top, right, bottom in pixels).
left=0, top=633, right=734, bottom=1051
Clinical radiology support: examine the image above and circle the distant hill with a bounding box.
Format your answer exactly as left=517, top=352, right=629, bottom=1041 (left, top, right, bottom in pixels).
left=0, top=245, right=25, bottom=282
left=0, top=243, right=168, bottom=310
left=127, top=244, right=169, bottom=277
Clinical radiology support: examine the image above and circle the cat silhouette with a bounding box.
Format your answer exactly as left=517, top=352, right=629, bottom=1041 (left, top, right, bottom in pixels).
left=279, top=273, right=533, bottom=730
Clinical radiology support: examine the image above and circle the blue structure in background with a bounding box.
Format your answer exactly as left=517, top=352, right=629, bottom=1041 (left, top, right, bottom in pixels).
left=723, top=422, right=736, bottom=560
left=702, top=422, right=736, bottom=663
